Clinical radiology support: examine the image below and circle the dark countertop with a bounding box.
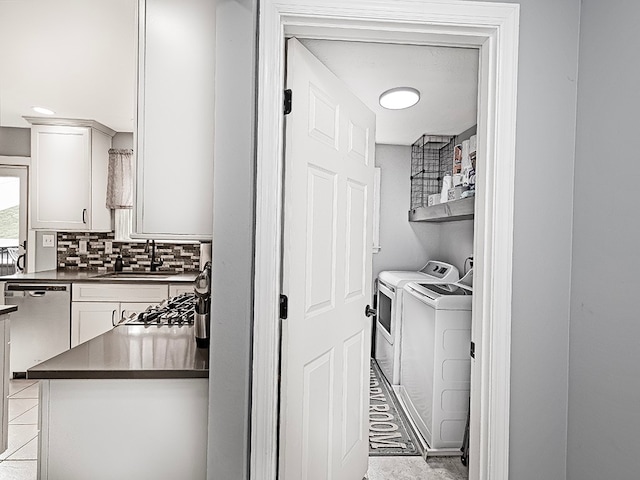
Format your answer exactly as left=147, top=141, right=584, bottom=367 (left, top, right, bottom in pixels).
left=0, top=269, right=197, bottom=284
left=28, top=324, right=208, bottom=380
left=0, top=305, right=18, bottom=315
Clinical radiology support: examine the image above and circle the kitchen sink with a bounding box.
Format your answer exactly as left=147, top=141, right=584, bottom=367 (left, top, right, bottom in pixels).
left=95, top=271, right=176, bottom=280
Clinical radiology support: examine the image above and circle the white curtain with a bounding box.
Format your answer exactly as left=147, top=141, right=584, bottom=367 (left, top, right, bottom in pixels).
left=106, top=149, right=134, bottom=241
left=106, top=149, right=134, bottom=209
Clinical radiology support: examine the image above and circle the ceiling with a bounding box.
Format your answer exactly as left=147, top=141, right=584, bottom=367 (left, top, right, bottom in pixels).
left=299, top=39, right=479, bottom=145
left=0, top=1, right=478, bottom=144
left=0, top=0, right=136, bottom=133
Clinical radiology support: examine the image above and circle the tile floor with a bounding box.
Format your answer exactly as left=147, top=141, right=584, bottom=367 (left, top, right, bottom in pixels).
left=368, top=455, right=468, bottom=480
left=0, top=380, right=468, bottom=480
left=0, top=380, right=38, bottom=480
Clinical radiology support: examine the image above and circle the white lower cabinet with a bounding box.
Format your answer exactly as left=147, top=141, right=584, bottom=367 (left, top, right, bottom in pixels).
left=169, top=283, right=194, bottom=297
left=71, top=302, right=119, bottom=348
left=71, top=283, right=169, bottom=347
left=38, top=378, right=208, bottom=479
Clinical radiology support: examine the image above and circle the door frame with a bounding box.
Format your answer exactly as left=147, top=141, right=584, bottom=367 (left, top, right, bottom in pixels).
left=0, top=159, right=30, bottom=273
left=251, top=1, right=520, bottom=479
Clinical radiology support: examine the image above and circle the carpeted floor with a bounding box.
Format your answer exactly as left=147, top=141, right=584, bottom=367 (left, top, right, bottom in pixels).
left=369, top=360, right=421, bottom=456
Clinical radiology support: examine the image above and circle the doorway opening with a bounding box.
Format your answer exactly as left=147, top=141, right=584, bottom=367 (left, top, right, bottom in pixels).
left=252, top=2, right=519, bottom=480
left=288, top=37, right=479, bottom=480
left=0, top=166, right=28, bottom=275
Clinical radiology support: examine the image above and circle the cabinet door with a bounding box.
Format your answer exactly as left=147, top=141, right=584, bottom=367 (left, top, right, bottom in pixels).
left=31, top=125, right=92, bottom=230
left=135, top=0, right=214, bottom=240
left=73, top=283, right=168, bottom=303
left=71, top=302, right=119, bottom=347
left=169, top=284, right=193, bottom=298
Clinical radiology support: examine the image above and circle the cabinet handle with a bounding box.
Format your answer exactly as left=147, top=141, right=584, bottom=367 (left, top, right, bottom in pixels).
left=111, top=309, right=118, bottom=327
left=82, top=208, right=88, bottom=224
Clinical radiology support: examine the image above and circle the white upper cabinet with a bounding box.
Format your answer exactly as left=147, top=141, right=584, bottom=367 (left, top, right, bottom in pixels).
left=27, top=118, right=114, bottom=232
left=135, top=0, right=215, bottom=240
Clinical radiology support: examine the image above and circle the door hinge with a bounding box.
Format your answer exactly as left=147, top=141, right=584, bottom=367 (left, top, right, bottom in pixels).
left=470, top=341, right=476, bottom=359
left=283, top=89, right=292, bottom=115
left=279, top=294, right=288, bottom=320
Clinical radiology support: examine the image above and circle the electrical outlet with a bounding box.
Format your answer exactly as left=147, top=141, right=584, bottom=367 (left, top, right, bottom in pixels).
left=79, top=240, right=88, bottom=254
left=42, top=234, right=55, bottom=248
left=105, top=241, right=113, bottom=255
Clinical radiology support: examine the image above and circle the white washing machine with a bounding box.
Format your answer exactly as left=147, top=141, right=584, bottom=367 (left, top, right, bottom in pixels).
left=374, top=261, right=459, bottom=385
left=396, top=280, right=472, bottom=455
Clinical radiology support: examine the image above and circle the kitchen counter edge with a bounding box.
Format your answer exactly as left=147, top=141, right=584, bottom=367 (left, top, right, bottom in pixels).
left=27, top=324, right=209, bottom=380
left=0, top=305, right=18, bottom=315
left=0, top=269, right=197, bottom=283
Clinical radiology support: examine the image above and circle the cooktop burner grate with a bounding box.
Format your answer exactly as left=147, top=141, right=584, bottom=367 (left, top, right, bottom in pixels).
left=120, top=293, right=196, bottom=326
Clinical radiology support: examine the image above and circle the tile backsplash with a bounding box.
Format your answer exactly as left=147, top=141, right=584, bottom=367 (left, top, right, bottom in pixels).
left=57, top=232, right=201, bottom=272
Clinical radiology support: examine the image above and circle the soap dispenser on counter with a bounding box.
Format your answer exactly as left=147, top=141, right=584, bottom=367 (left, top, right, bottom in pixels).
left=114, top=255, right=123, bottom=272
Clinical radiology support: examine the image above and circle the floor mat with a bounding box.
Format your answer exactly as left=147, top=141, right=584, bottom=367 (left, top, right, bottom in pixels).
left=369, top=360, right=422, bottom=456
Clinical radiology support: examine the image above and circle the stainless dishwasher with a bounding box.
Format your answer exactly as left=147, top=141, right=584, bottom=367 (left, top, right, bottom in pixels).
left=4, top=283, right=71, bottom=376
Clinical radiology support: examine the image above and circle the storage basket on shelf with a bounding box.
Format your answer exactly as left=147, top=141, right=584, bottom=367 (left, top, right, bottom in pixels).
left=410, top=134, right=454, bottom=210
left=409, top=132, right=477, bottom=222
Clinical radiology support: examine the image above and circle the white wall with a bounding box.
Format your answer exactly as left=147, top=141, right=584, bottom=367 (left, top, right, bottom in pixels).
left=567, top=1, right=640, bottom=478
left=0, top=0, right=136, bottom=132
left=373, top=145, right=439, bottom=280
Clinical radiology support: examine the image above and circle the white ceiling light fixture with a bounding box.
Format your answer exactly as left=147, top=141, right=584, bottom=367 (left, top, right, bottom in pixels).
left=32, top=106, right=55, bottom=115
left=379, top=87, right=420, bottom=110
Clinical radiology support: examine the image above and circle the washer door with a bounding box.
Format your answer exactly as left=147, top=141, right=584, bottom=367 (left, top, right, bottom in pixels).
left=376, top=281, right=394, bottom=342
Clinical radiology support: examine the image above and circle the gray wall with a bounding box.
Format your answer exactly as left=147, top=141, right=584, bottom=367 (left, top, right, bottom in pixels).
left=208, top=0, right=255, bottom=479
left=34, top=231, right=57, bottom=272
left=0, top=127, right=30, bottom=157
left=567, top=1, right=640, bottom=478
left=213, top=0, right=581, bottom=478
left=438, top=220, right=474, bottom=275
left=484, top=0, right=580, bottom=478
left=373, top=144, right=474, bottom=280
left=373, top=145, right=439, bottom=280
left=112, top=132, right=133, bottom=149
left=377, top=5, right=584, bottom=475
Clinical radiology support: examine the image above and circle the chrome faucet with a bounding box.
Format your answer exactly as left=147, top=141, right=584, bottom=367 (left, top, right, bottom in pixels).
left=145, top=240, right=164, bottom=272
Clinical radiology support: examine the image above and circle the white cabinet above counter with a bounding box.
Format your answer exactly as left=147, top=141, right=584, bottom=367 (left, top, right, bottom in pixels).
left=134, top=0, right=215, bottom=241
left=25, top=117, right=114, bottom=232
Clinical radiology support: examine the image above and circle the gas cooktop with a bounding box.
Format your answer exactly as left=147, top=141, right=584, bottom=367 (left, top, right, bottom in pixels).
left=120, top=293, right=196, bottom=326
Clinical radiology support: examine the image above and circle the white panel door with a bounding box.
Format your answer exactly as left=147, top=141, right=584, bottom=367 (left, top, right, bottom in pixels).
left=280, top=38, right=375, bottom=480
